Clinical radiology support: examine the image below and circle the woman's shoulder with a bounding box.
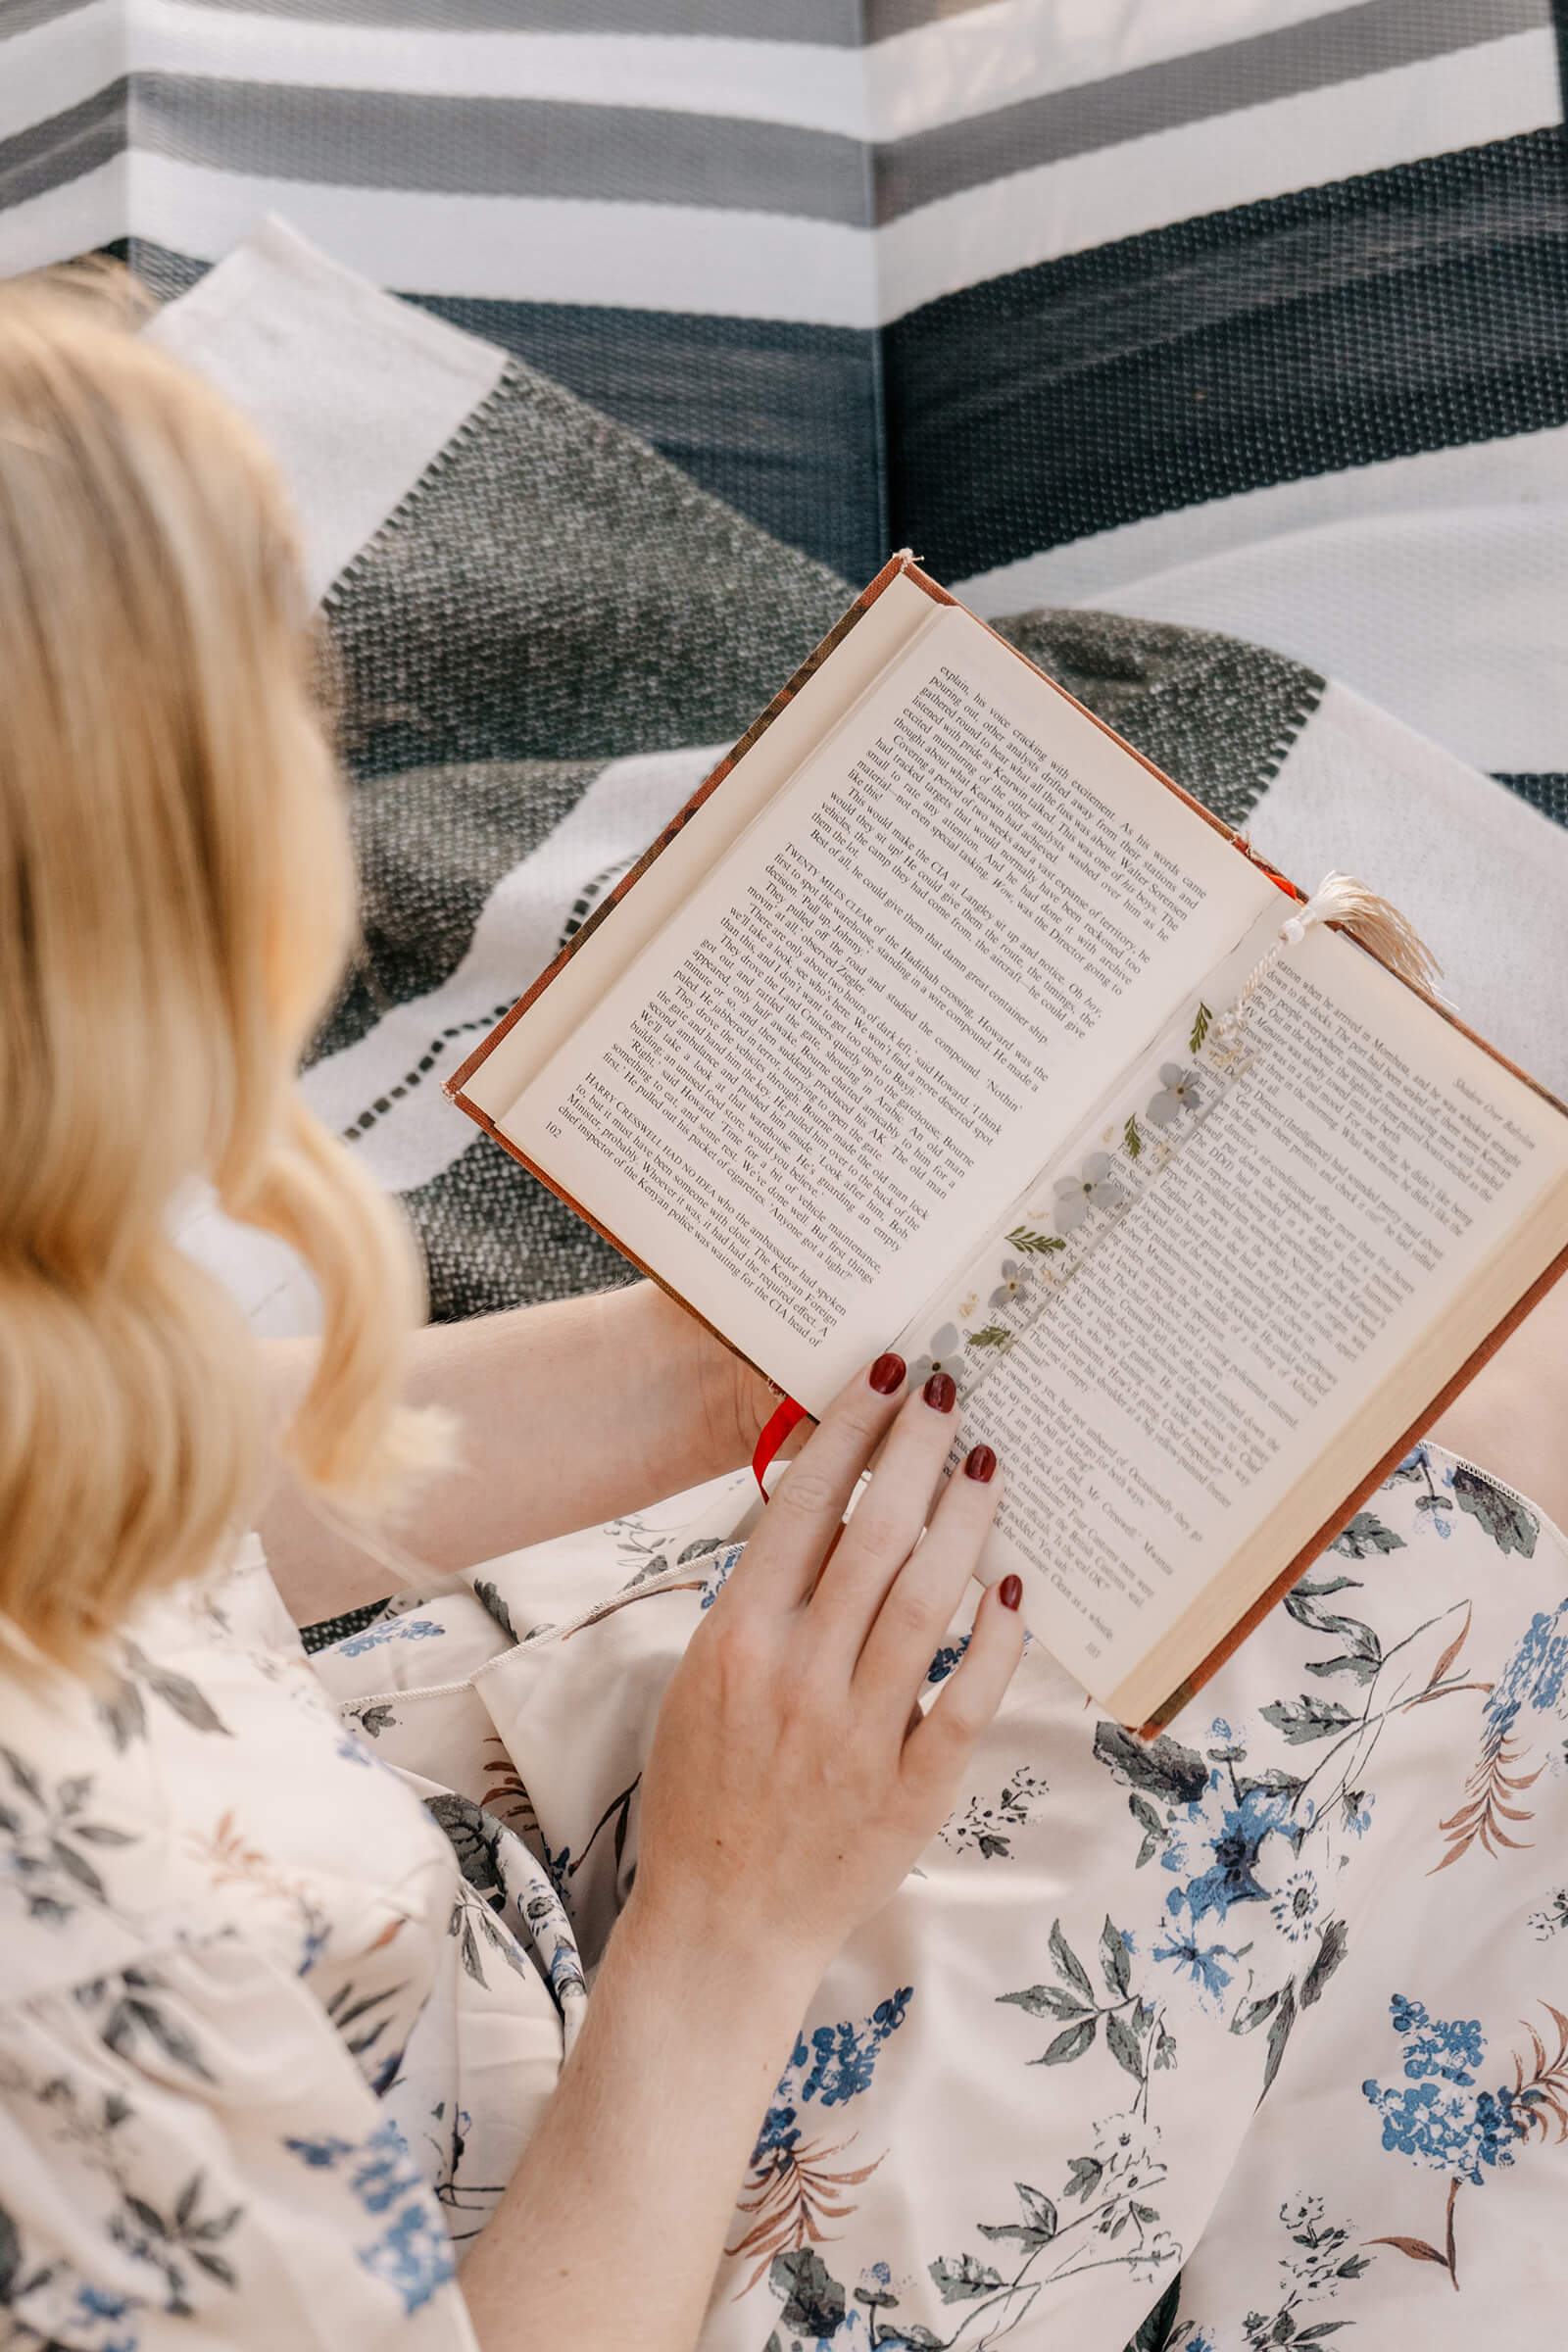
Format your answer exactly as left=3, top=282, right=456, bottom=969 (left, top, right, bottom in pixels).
left=0, top=1533, right=460, bottom=2014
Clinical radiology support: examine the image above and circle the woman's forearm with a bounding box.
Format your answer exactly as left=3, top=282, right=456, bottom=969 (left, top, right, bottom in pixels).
left=460, top=1897, right=813, bottom=2352
left=257, top=1282, right=769, bottom=1622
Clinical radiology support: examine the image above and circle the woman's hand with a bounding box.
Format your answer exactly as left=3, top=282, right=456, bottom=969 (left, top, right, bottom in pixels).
left=463, top=1351, right=1027, bottom=2352
left=624, top=1350, right=1027, bottom=1986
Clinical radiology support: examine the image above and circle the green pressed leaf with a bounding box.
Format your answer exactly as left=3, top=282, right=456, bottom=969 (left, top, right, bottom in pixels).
left=1189, top=1001, right=1212, bottom=1054
left=1006, top=1226, right=1066, bottom=1256
left=965, top=1325, right=1012, bottom=1349
left=1124, top=1113, right=1143, bottom=1160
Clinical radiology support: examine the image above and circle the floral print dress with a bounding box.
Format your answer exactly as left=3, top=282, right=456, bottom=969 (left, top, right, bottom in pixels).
left=6, top=1446, right=1568, bottom=2351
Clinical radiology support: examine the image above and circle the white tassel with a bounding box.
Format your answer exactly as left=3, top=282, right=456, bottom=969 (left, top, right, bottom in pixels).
left=1215, top=870, right=1445, bottom=1049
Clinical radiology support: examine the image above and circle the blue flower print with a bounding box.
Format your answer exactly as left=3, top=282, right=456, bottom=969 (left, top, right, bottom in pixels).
left=750, top=1988, right=913, bottom=2165
left=1484, top=1599, right=1568, bottom=1744
left=1163, top=1774, right=1301, bottom=1925
left=1152, top=1887, right=1245, bottom=2011
left=288, top=2119, right=455, bottom=2317
left=1364, top=2078, right=1519, bottom=2185
left=1270, top=1869, right=1320, bottom=1944
left=357, top=2196, right=456, bottom=2317
left=335, top=1617, right=447, bottom=1659
left=698, top=1544, right=744, bottom=1611
left=285, top=2133, right=353, bottom=2169
left=1362, top=1996, right=1518, bottom=2186
left=1389, top=1994, right=1483, bottom=2086
left=350, top=2120, right=429, bottom=2216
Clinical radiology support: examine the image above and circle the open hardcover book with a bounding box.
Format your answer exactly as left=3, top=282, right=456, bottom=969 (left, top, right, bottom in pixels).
left=448, top=558, right=1568, bottom=1730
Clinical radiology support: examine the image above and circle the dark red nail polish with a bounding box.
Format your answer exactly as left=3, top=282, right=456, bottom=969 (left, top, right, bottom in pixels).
left=923, top=1371, right=956, bottom=1412
left=868, top=1352, right=906, bottom=1395
left=964, top=1444, right=997, bottom=1484
left=999, top=1573, right=1023, bottom=1611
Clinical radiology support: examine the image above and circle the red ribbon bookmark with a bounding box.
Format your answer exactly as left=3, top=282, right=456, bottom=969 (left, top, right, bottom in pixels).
left=752, top=1394, right=807, bottom=1497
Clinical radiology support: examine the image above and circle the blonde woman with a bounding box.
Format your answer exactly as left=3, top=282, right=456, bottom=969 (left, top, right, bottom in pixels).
left=5, top=275, right=1568, bottom=2352
left=0, top=276, right=1027, bottom=2348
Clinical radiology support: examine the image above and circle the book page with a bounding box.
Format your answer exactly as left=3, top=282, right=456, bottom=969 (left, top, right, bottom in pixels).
left=958, top=918, right=1568, bottom=1703
left=500, top=606, right=1276, bottom=1404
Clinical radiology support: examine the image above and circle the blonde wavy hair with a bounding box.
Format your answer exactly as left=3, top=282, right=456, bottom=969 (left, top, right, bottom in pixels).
left=0, top=268, right=448, bottom=1666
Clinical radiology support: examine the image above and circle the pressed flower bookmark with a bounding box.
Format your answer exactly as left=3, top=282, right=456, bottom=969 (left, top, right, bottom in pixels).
left=879, top=870, right=1441, bottom=1423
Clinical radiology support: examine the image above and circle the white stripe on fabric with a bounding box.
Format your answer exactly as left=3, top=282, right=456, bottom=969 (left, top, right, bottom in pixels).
left=125, top=157, right=881, bottom=321
left=133, top=4, right=870, bottom=136
left=1246, top=680, right=1568, bottom=1100
left=958, top=428, right=1568, bottom=778
left=1, top=0, right=1461, bottom=148
left=0, top=4, right=869, bottom=142
left=0, top=153, right=126, bottom=274
left=1055, top=503, right=1568, bottom=779
left=298, top=748, right=723, bottom=1197
left=863, top=0, right=1523, bottom=139
left=146, top=213, right=507, bottom=602
left=956, top=421, right=1568, bottom=612
left=0, top=0, right=121, bottom=145
left=874, top=28, right=1557, bottom=321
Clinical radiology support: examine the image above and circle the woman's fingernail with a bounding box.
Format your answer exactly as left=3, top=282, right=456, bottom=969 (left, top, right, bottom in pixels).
left=923, top=1372, right=956, bottom=1412
left=868, top=1352, right=906, bottom=1395
left=964, top=1444, right=997, bottom=1484
left=999, top=1573, right=1023, bottom=1611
